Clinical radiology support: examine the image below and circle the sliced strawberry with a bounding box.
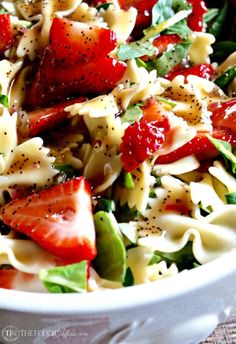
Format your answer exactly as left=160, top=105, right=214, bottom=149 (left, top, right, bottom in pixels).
left=49, top=18, right=117, bottom=64
left=120, top=100, right=170, bottom=172
left=187, top=0, right=207, bottom=32
left=156, top=128, right=236, bottom=164
left=153, top=34, right=181, bottom=55
left=210, top=99, right=236, bottom=134
left=0, top=177, right=96, bottom=262
left=27, top=46, right=126, bottom=108
left=166, top=63, right=214, bottom=81
left=0, top=14, right=13, bottom=55
left=118, top=0, right=157, bottom=35
left=20, top=97, right=85, bottom=137
left=0, top=269, right=40, bottom=290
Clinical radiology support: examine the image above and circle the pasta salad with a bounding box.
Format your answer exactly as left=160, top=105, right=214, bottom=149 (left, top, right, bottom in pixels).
left=0, top=0, right=236, bottom=293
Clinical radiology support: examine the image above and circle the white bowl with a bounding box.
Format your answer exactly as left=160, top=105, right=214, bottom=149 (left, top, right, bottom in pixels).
left=1, top=250, right=236, bottom=344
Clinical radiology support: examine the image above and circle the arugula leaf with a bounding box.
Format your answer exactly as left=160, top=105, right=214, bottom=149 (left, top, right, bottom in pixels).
left=214, top=66, right=236, bottom=89
left=123, top=267, right=134, bottom=287
left=152, top=0, right=174, bottom=26
left=164, top=19, right=192, bottom=39
left=149, top=241, right=199, bottom=271
left=39, top=261, right=88, bottom=293
left=118, top=41, right=156, bottom=61
left=146, top=42, right=191, bottom=76
left=121, top=104, right=142, bottom=124
left=225, top=192, right=236, bottom=204
left=203, top=8, right=219, bottom=24
left=208, top=1, right=229, bottom=38
left=207, top=136, right=236, bottom=174
left=93, top=211, right=126, bottom=282
left=0, top=95, right=9, bottom=108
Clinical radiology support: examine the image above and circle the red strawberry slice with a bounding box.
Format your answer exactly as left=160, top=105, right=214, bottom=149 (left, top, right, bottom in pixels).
left=166, top=63, right=214, bottom=81
left=210, top=99, right=236, bottom=134
left=0, top=14, right=13, bottom=55
left=118, top=0, right=157, bottom=36
left=27, top=46, right=126, bottom=108
left=21, top=97, right=85, bottom=137
left=49, top=18, right=117, bottom=64
left=120, top=99, right=171, bottom=171
left=153, top=34, right=181, bottom=55
left=156, top=128, right=236, bottom=164
left=0, top=269, right=42, bottom=291
left=0, top=177, right=96, bottom=262
left=187, top=0, right=207, bottom=32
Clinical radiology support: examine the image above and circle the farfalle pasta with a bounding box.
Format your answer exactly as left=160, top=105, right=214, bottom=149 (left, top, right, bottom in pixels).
left=0, top=0, right=235, bottom=293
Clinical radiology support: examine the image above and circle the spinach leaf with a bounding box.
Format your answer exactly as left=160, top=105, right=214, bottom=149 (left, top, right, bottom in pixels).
left=203, top=8, right=219, bottom=24
left=225, top=192, right=236, bottom=204
left=0, top=95, right=9, bottom=108
left=123, top=267, right=134, bottom=287
left=118, top=41, right=156, bottom=61
left=39, top=261, right=88, bottom=293
left=164, top=19, right=192, bottom=39
left=93, top=211, right=126, bottom=282
left=146, top=42, right=191, bottom=76
left=211, top=41, right=236, bottom=62
left=152, top=0, right=174, bottom=26
left=121, top=104, right=143, bottom=124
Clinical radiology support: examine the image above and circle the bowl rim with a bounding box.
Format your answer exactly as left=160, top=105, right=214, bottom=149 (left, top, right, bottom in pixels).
left=1, top=249, right=236, bottom=314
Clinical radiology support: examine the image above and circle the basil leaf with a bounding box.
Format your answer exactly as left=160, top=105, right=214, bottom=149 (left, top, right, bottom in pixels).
left=0, top=94, right=9, bottom=108
left=207, top=135, right=236, bottom=174
left=225, top=192, right=236, bottom=204
left=203, top=8, right=219, bottom=24
left=93, top=211, right=126, bottom=282
left=39, top=261, right=88, bottom=293
left=121, top=104, right=142, bottom=124
left=118, top=41, right=156, bottom=61
left=208, top=1, right=229, bottom=38
left=164, top=19, right=192, bottom=39
left=152, top=0, right=174, bottom=26
left=123, top=267, right=134, bottom=287
left=214, top=66, right=236, bottom=89
left=146, top=42, right=191, bottom=76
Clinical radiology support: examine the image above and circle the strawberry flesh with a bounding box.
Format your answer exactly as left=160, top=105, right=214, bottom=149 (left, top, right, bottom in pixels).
left=0, top=177, right=96, bottom=262
left=0, top=14, right=13, bottom=55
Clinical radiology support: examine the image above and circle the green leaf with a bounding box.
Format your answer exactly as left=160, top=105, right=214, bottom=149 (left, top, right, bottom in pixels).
left=39, top=261, right=88, bottom=293
left=95, top=198, right=116, bottom=212
left=172, top=0, right=191, bottom=11
left=0, top=95, right=9, bottom=108
left=144, top=9, right=191, bottom=40
left=96, top=2, right=112, bottom=11
left=164, top=19, right=192, bottom=39
left=121, top=104, right=143, bottom=124
left=214, top=66, right=236, bottom=89
left=225, top=192, right=236, bottom=204
left=123, top=267, right=134, bottom=287
left=151, top=241, right=199, bottom=271
left=53, top=163, right=75, bottom=179
left=208, top=1, right=229, bottom=38
left=146, top=42, right=191, bottom=76
left=207, top=135, right=236, bottom=174
left=152, top=0, right=174, bottom=26
left=115, top=203, right=140, bottom=222
left=203, top=8, right=219, bottom=24
left=118, top=41, right=156, bottom=61
left=93, top=211, right=126, bottom=282
left=136, top=58, right=147, bottom=68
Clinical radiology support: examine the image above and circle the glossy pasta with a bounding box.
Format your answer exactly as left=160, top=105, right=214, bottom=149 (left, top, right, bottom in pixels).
left=0, top=0, right=236, bottom=293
